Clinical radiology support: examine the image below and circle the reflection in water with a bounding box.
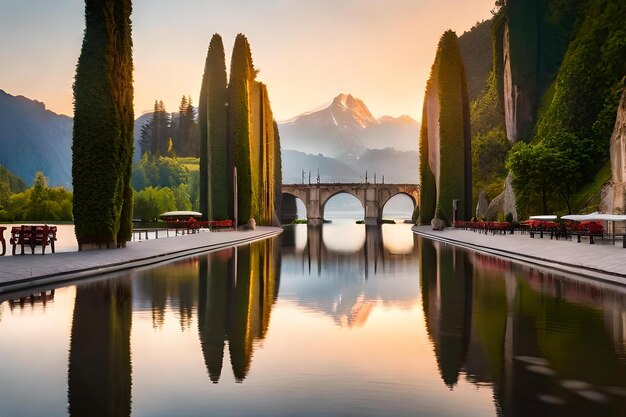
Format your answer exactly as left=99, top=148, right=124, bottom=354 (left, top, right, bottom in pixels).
left=280, top=224, right=419, bottom=328
left=7, top=290, right=55, bottom=311
left=128, top=239, right=281, bottom=384
left=418, top=237, right=626, bottom=416
left=2, top=225, right=626, bottom=416
left=68, top=279, right=132, bottom=417
left=197, top=239, right=281, bottom=383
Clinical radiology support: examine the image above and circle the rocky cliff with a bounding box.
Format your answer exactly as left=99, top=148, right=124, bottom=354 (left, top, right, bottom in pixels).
left=602, top=89, right=626, bottom=213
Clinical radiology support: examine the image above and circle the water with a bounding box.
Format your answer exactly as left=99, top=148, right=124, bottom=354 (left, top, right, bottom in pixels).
left=0, top=223, right=625, bottom=417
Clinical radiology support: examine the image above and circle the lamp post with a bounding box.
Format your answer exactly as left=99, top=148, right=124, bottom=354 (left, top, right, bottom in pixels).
left=234, top=166, right=238, bottom=231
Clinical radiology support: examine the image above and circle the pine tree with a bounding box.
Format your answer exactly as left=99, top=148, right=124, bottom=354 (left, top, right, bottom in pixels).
left=228, top=34, right=255, bottom=224
left=176, top=95, right=189, bottom=155
left=154, top=100, right=170, bottom=155
left=185, top=96, right=199, bottom=156
left=199, top=34, right=229, bottom=220
left=72, top=0, right=134, bottom=249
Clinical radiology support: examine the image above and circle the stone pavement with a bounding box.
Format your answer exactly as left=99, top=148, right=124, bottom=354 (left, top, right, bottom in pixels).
left=0, top=227, right=282, bottom=294
left=413, top=225, right=626, bottom=286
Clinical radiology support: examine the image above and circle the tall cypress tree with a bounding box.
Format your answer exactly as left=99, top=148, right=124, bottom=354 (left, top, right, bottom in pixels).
left=73, top=0, right=134, bottom=249
left=418, top=31, right=471, bottom=224
left=272, top=121, right=282, bottom=226
left=259, top=83, right=275, bottom=225
left=437, top=31, right=472, bottom=222
left=199, top=34, right=229, bottom=221
left=115, top=0, right=135, bottom=246
left=228, top=34, right=255, bottom=224
left=418, top=94, right=436, bottom=225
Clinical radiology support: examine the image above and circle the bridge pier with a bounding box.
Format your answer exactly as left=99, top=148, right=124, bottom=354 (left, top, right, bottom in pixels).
left=364, top=188, right=380, bottom=226
left=306, top=187, right=323, bottom=226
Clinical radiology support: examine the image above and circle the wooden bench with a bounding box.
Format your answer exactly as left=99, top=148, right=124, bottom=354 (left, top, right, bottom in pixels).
left=10, top=225, right=57, bottom=255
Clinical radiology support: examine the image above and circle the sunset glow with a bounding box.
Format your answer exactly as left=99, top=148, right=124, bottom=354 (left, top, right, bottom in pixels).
left=0, top=0, right=495, bottom=120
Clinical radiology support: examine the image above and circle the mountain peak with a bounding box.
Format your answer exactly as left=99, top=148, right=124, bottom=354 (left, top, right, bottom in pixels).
left=328, top=93, right=377, bottom=129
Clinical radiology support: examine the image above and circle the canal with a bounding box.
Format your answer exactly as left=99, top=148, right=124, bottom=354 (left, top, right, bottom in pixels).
left=0, top=224, right=625, bottom=416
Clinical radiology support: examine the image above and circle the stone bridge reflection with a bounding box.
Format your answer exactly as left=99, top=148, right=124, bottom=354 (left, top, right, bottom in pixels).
left=279, top=224, right=420, bottom=328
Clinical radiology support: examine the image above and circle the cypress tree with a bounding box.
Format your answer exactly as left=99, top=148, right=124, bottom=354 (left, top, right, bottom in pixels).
left=228, top=34, right=255, bottom=224
left=418, top=31, right=472, bottom=224
left=115, top=0, right=135, bottom=246
left=199, top=34, right=229, bottom=221
left=72, top=0, right=134, bottom=249
left=272, top=121, right=282, bottom=226
left=436, top=31, right=471, bottom=222
left=250, top=81, right=262, bottom=221
left=418, top=95, right=436, bottom=224
left=258, top=83, right=275, bottom=225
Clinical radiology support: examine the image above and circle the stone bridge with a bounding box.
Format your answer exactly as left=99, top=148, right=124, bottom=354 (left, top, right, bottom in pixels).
left=281, top=183, right=420, bottom=226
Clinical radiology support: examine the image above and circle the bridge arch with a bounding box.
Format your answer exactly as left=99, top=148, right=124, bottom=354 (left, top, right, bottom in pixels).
left=280, top=192, right=307, bottom=224
left=320, top=190, right=365, bottom=221
left=381, top=193, right=416, bottom=220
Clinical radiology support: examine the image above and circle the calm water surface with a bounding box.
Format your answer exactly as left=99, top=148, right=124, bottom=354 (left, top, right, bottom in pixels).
left=0, top=224, right=625, bottom=417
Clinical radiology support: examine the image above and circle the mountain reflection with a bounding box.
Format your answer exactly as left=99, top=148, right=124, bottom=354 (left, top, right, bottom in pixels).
left=68, top=279, right=132, bottom=417
left=280, top=224, right=419, bottom=328
left=418, top=237, right=626, bottom=416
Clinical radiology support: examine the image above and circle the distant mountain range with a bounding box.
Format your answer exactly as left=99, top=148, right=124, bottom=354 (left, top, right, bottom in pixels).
left=280, top=94, right=419, bottom=184
left=0, top=89, right=420, bottom=188
left=0, top=89, right=73, bottom=188
left=280, top=93, right=419, bottom=157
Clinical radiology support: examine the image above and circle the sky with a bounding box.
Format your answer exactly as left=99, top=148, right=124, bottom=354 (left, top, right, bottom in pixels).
left=0, top=0, right=494, bottom=122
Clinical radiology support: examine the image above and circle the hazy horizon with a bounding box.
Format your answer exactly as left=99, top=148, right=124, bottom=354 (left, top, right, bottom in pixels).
left=0, top=0, right=494, bottom=121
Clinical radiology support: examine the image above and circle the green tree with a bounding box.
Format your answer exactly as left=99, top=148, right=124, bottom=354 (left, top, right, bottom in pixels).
left=199, top=34, right=229, bottom=221
left=115, top=0, right=135, bottom=246
left=30, top=172, right=50, bottom=219
left=272, top=121, right=282, bottom=225
left=418, top=101, right=436, bottom=225
left=507, top=141, right=582, bottom=215
left=72, top=0, right=134, bottom=249
left=229, top=34, right=255, bottom=225
left=419, top=31, right=472, bottom=224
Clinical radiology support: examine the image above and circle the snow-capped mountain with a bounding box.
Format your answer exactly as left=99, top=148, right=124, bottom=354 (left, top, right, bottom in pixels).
left=279, top=93, right=419, bottom=157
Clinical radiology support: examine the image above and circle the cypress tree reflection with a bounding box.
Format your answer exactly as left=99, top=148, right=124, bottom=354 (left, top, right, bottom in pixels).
left=417, top=235, right=626, bottom=415
left=420, top=239, right=473, bottom=388
left=198, top=239, right=281, bottom=383
left=67, top=279, right=132, bottom=417
left=198, top=249, right=233, bottom=383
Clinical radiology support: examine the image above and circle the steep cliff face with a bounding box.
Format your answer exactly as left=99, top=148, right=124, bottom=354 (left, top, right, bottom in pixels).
left=603, top=89, right=626, bottom=213
left=499, top=0, right=575, bottom=142
left=502, top=17, right=536, bottom=142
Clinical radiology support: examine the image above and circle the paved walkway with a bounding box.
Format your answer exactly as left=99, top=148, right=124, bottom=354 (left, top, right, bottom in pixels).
left=413, top=225, right=626, bottom=286
left=0, top=227, right=282, bottom=294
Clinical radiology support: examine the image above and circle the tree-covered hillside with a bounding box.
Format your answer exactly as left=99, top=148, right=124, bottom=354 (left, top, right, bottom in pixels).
left=461, top=0, right=625, bottom=219
left=0, top=90, right=72, bottom=189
